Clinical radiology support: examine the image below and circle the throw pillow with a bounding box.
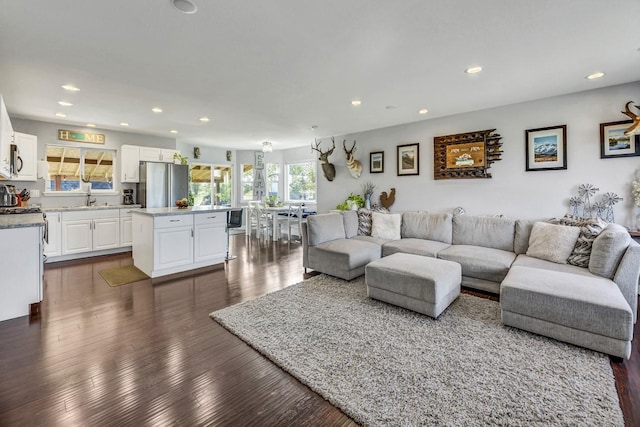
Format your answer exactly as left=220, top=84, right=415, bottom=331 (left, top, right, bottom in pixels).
left=357, top=207, right=390, bottom=236
left=549, top=215, right=607, bottom=268
left=526, top=222, right=581, bottom=264
left=371, top=212, right=402, bottom=240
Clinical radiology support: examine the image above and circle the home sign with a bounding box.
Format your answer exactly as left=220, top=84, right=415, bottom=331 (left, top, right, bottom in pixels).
left=58, top=129, right=105, bottom=144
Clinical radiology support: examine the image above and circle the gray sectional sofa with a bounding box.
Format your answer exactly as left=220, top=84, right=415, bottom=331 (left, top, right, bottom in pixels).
left=301, top=210, right=640, bottom=359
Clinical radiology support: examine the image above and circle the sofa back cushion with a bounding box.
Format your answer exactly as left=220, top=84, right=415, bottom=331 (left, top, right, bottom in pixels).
left=307, top=213, right=346, bottom=246
left=342, top=210, right=358, bottom=238
left=401, top=212, right=452, bottom=244
left=514, top=219, right=541, bottom=255
left=452, top=215, right=516, bottom=252
left=589, top=223, right=631, bottom=279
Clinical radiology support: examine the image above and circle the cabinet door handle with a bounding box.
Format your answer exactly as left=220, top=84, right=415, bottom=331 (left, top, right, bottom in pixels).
left=191, top=228, right=194, bottom=237
left=207, top=216, right=216, bottom=219
left=169, top=219, right=180, bottom=222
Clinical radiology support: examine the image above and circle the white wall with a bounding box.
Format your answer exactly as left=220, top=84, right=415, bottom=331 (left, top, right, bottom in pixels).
left=317, top=81, right=640, bottom=228
left=10, top=118, right=176, bottom=207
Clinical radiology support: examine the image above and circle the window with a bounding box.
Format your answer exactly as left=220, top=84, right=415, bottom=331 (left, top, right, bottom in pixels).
left=286, top=161, right=316, bottom=202
left=190, top=164, right=233, bottom=206
left=266, top=163, right=279, bottom=197
left=45, top=145, right=115, bottom=192
left=241, top=163, right=254, bottom=201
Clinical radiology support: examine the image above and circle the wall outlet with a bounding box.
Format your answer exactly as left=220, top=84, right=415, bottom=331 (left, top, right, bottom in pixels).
left=30, top=189, right=40, bottom=198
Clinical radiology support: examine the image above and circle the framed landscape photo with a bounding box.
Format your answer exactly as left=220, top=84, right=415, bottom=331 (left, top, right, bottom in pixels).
left=397, top=143, right=419, bottom=176
left=600, top=120, right=640, bottom=159
left=525, top=125, right=567, bottom=171
left=370, top=151, right=384, bottom=173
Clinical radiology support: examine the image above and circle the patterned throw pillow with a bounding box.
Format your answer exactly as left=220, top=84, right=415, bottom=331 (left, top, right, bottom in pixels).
left=549, top=215, right=608, bottom=268
left=357, top=206, right=389, bottom=236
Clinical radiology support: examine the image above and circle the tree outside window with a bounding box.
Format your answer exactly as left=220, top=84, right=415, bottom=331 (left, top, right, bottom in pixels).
left=266, top=163, right=279, bottom=197
left=241, top=163, right=254, bottom=201
left=286, top=162, right=316, bottom=201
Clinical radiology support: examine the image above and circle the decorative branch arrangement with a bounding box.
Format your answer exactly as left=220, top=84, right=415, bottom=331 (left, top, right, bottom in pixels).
left=433, top=129, right=503, bottom=180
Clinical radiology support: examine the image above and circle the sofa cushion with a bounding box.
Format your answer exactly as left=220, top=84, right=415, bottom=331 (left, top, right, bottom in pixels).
left=343, top=210, right=358, bottom=239
left=438, top=244, right=516, bottom=283
left=352, top=235, right=392, bottom=246
left=514, top=219, right=541, bottom=255
left=526, top=222, right=581, bottom=264
left=309, top=239, right=381, bottom=273
left=452, top=215, right=516, bottom=252
left=501, top=266, right=633, bottom=341
left=589, top=224, right=631, bottom=279
left=382, top=238, right=450, bottom=258
left=512, top=254, right=596, bottom=278
left=371, top=212, right=401, bottom=240
left=401, top=212, right=452, bottom=244
left=306, top=213, right=345, bottom=246
left=550, top=215, right=607, bottom=268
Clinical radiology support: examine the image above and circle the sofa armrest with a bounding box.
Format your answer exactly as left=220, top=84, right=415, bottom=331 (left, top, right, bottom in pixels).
left=613, top=239, right=640, bottom=323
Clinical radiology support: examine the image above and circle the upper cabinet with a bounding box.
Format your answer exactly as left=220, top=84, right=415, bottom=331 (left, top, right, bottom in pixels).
left=119, top=144, right=140, bottom=183
left=139, top=146, right=177, bottom=163
left=13, top=133, right=37, bottom=181
left=0, top=95, right=14, bottom=178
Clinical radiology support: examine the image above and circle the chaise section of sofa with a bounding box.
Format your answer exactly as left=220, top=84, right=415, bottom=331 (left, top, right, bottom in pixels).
left=302, top=211, right=383, bottom=280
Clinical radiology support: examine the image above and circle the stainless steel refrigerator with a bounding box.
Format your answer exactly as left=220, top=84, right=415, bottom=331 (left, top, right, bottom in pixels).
left=137, top=162, right=189, bottom=208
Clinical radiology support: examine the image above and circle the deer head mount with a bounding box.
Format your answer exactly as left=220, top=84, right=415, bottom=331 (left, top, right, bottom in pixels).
left=343, top=139, right=362, bottom=179
left=621, top=101, right=640, bottom=136
left=311, top=138, right=336, bottom=182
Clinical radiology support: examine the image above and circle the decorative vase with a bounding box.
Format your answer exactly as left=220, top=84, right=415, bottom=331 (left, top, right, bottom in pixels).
left=365, top=195, right=371, bottom=210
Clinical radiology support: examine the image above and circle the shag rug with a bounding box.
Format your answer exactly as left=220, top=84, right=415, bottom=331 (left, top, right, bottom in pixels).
left=211, top=275, right=623, bottom=426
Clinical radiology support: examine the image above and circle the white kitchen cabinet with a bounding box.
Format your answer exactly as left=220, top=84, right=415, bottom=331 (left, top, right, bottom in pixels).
left=61, top=209, right=120, bottom=255
left=119, top=144, right=140, bottom=183
left=44, top=212, right=62, bottom=257
left=0, top=95, right=14, bottom=178
left=119, top=208, right=134, bottom=247
left=0, top=225, right=42, bottom=322
left=193, top=212, right=226, bottom=263
left=13, top=132, right=37, bottom=181
left=132, top=209, right=228, bottom=278
left=161, top=148, right=178, bottom=163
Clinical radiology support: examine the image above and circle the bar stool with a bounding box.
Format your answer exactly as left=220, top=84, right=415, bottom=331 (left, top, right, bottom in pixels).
left=226, top=209, right=243, bottom=260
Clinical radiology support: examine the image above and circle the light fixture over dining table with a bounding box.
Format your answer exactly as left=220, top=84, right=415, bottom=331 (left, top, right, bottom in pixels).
left=262, top=141, right=273, bottom=152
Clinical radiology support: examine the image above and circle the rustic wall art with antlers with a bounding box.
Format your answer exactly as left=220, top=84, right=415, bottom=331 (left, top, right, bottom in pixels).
left=433, top=129, right=503, bottom=180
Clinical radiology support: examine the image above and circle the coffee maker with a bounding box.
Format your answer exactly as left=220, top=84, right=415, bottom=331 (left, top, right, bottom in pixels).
left=0, top=184, right=18, bottom=207
left=122, top=189, right=135, bottom=205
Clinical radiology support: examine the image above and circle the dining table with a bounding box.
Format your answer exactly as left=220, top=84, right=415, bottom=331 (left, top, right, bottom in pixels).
left=263, top=205, right=293, bottom=241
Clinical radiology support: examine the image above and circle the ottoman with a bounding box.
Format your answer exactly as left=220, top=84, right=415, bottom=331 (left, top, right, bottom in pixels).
left=365, top=253, right=462, bottom=318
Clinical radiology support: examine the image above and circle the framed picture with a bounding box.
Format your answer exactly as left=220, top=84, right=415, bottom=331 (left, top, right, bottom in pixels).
left=433, top=129, right=503, bottom=180
left=370, top=151, right=384, bottom=173
left=397, top=143, right=419, bottom=176
left=600, top=120, right=640, bottom=159
left=525, top=125, right=567, bottom=171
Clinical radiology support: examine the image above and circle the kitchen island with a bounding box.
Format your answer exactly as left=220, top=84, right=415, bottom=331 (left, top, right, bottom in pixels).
left=132, top=206, right=232, bottom=278
left=0, top=213, right=45, bottom=322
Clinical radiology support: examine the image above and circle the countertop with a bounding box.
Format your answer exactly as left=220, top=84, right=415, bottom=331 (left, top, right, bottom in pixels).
left=42, top=204, right=142, bottom=212
left=0, top=213, right=46, bottom=229
left=132, top=206, right=233, bottom=217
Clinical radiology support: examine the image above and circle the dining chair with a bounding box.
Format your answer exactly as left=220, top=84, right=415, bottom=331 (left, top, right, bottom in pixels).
left=245, top=201, right=260, bottom=237
left=286, top=204, right=306, bottom=242
left=254, top=204, right=273, bottom=241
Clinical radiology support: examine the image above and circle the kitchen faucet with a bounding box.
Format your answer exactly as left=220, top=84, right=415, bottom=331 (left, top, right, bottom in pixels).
left=86, top=193, right=96, bottom=206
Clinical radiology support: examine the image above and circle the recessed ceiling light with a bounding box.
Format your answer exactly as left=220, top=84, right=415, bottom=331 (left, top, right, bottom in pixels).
left=199, top=116, right=210, bottom=122
left=152, top=107, right=163, bottom=113
left=61, top=85, right=80, bottom=92
left=57, top=101, right=73, bottom=107
left=120, top=122, right=129, bottom=127
left=55, top=113, right=67, bottom=118
left=170, top=130, right=178, bottom=134
left=171, top=0, right=198, bottom=14
left=86, top=123, right=96, bottom=128
left=586, top=72, right=605, bottom=80
left=465, top=66, right=483, bottom=74
left=351, top=99, right=362, bottom=106
left=418, top=108, right=429, bottom=115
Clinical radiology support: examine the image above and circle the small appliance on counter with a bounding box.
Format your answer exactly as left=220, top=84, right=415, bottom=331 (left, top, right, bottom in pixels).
left=123, top=189, right=135, bottom=205
left=0, top=184, right=18, bottom=207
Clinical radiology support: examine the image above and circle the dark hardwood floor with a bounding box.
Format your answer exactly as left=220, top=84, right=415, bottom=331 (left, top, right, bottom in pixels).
left=0, top=235, right=638, bottom=426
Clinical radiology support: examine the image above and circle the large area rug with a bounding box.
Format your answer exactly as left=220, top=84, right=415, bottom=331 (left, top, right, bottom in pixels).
left=211, top=274, right=623, bottom=426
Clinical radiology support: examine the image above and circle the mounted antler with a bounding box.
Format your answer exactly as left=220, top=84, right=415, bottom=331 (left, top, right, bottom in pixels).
left=311, top=138, right=336, bottom=181
left=621, top=101, right=640, bottom=136
left=343, top=139, right=362, bottom=179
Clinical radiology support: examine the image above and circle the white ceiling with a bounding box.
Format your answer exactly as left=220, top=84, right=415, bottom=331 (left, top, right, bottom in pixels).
left=1, top=0, right=639, bottom=151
